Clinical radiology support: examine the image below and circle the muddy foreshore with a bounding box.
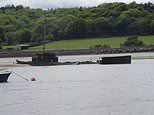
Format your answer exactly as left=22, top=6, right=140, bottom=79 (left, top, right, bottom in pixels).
left=0, top=47, right=154, bottom=58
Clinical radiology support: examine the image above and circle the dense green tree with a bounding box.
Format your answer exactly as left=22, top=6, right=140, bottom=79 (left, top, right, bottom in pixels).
left=95, top=17, right=109, bottom=36
left=4, top=32, right=18, bottom=45
left=84, top=19, right=95, bottom=37
left=0, top=25, right=5, bottom=42
left=18, top=29, right=32, bottom=43
left=0, top=2, right=153, bottom=45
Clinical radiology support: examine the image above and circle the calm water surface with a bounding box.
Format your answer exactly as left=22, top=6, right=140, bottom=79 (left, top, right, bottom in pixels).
left=0, top=57, right=154, bottom=115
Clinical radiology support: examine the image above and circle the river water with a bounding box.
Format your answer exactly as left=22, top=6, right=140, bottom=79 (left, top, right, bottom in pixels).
left=0, top=54, right=154, bottom=115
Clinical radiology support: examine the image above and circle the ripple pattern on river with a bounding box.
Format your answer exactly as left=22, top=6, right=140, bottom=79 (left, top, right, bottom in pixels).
left=0, top=59, right=154, bottom=115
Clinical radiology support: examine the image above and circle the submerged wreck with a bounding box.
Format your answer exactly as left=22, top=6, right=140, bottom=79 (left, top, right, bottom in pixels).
left=16, top=52, right=97, bottom=66
left=16, top=53, right=58, bottom=66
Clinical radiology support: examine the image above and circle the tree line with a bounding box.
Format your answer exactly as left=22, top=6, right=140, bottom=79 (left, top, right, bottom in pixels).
left=0, top=2, right=154, bottom=45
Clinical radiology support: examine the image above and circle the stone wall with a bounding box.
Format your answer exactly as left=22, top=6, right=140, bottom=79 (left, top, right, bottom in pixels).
left=0, top=47, right=154, bottom=58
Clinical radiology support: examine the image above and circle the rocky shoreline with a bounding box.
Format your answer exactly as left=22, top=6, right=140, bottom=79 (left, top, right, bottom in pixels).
left=0, top=47, right=154, bottom=58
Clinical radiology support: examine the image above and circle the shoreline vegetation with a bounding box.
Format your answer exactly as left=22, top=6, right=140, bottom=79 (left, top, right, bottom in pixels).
left=0, top=3, right=154, bottom=67
left=0, top=2, right=154, bottom=46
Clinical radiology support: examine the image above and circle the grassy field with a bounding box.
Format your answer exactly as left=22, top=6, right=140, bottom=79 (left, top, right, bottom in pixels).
left=139, top=36, right=154, bottom=45
left=29, top=35, right=154, bottom=50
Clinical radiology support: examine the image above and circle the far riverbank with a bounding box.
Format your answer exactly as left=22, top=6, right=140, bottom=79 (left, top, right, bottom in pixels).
left=0, top=47, right=154, bottom=58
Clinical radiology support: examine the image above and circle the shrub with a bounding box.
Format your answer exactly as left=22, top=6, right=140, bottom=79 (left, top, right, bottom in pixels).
left=0, top=45, right=2, bottom=49
left=90, top=44, right=111, bottom=49
left=121, top=35, right=145, bottom=47
left=29, top=42, right=41, bottom=47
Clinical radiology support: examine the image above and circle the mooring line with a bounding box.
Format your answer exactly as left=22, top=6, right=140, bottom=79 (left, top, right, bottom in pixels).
left=12, top=71, right=29, bottom=81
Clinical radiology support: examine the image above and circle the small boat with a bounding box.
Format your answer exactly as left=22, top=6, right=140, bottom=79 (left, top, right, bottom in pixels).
left=16, top=59, right=31, bottom=65
left=0, top=70, right=12, bottom=82
left=98, top=55, right=131, bottom=64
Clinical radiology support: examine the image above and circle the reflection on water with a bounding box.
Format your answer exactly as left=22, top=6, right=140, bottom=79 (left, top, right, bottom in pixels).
left=0, top=58, right=154, bottom=115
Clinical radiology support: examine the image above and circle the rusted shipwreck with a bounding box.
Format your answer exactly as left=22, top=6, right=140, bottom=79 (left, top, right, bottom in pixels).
left=98, top=55, right=131, bottom=64
left=16, top=53, right=58, bottom=66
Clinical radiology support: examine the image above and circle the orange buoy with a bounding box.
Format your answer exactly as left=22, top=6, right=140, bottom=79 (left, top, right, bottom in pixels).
left=31, top=77, right=36, bottom=81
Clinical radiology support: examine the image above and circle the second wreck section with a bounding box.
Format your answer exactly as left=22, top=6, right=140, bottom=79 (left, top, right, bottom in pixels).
left=32, top=53, right=58, bottom=66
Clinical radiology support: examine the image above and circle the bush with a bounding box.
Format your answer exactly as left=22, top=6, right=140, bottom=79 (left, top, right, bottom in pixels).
left=90, top=44, right=111, bottom=49
left=0, top=45, right=2, bottom=49
left=148, top=45, right=154, bottom=47
left=121, top=35, right=145, bottom=47
left=29, top=42, right=41, bottom=47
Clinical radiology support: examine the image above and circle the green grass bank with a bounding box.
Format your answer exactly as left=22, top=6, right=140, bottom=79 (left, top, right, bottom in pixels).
left=29, top=35, right=154, bottom=50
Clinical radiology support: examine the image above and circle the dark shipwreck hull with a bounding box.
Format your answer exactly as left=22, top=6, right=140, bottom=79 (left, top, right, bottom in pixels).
left=99, top=55, right=131, bottom=64
left=16, top=53, right=58, bottom=66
